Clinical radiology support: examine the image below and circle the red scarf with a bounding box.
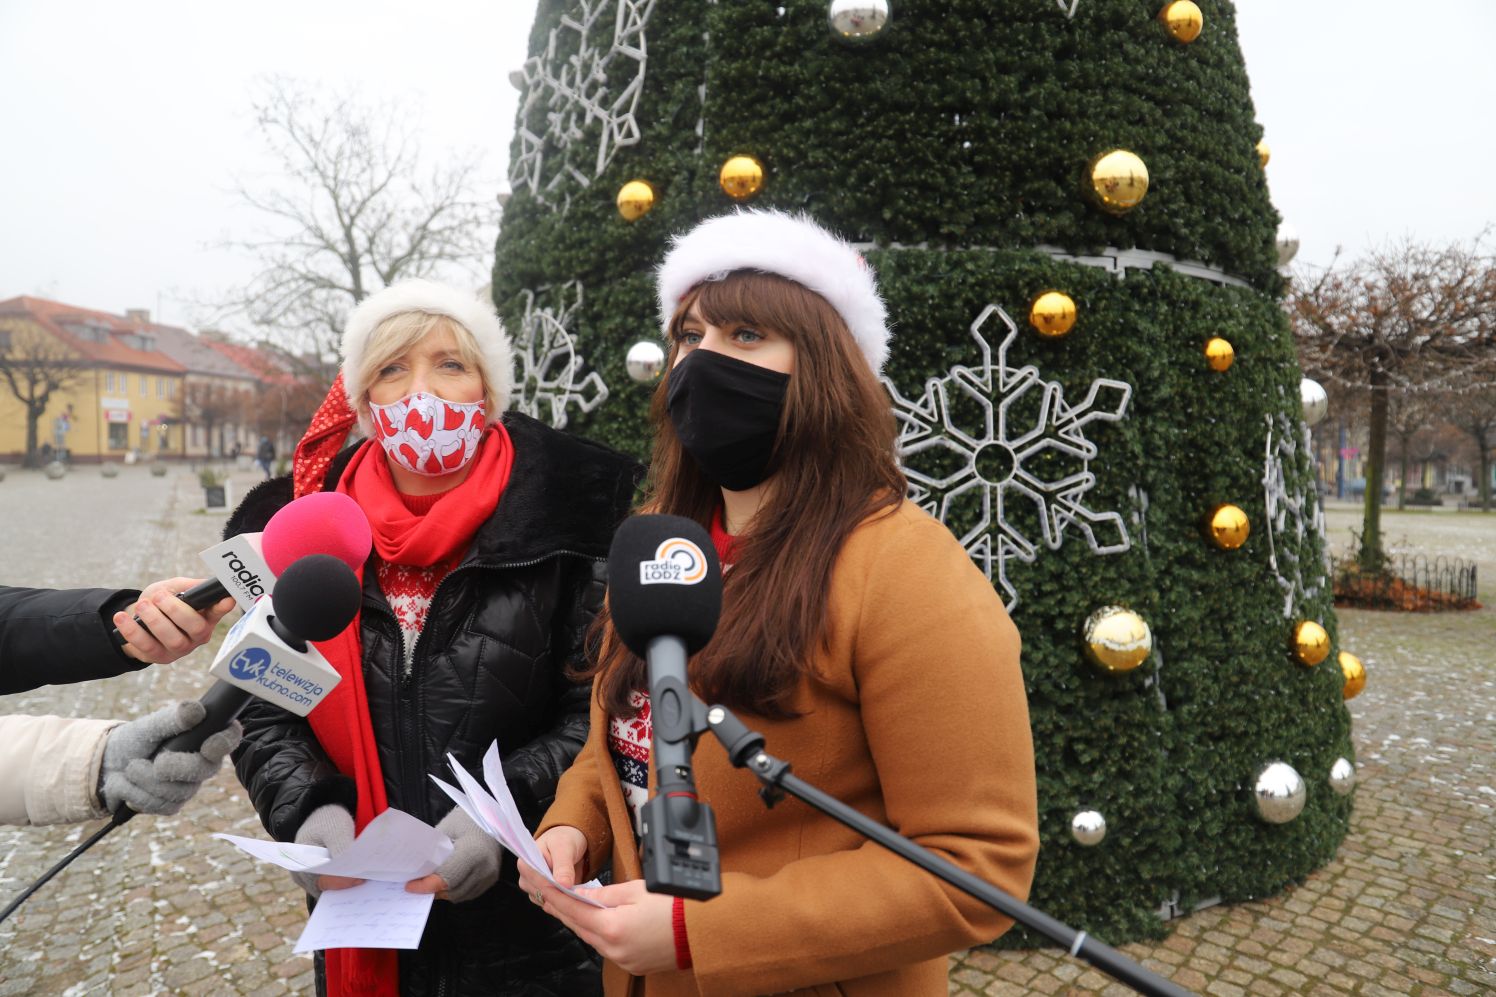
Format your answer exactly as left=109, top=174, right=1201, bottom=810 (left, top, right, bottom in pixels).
left=306, top=424, right=514, bottom=996
left=709, top=506, right=740, bottom=567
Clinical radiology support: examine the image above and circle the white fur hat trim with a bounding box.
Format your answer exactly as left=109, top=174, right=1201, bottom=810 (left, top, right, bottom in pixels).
left=656, top=209, right=890, bottom=374
left=341, top=278, right=514, bottom=427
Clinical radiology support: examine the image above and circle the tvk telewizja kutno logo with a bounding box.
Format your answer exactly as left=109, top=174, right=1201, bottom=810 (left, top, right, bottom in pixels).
left=639, top=537, right=708, bottom=586
left=227, top=646, right=273, bottom=682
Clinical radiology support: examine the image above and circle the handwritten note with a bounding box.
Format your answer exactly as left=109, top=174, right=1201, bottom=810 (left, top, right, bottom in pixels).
left=215, top=808, right=454, bottom=951
left=294, top=881, right=434, bottom=954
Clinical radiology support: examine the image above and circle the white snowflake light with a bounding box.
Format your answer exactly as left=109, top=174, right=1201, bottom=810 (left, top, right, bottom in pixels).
left=510, top=0, right=657, bottom=208
left=1262, top=412, right=1327, bottom=618
left=1056, top=0, right=1080, bottom=19
left=513, top=283, right=609, bottom=429
left=884, top=304, right=1133, bottom=609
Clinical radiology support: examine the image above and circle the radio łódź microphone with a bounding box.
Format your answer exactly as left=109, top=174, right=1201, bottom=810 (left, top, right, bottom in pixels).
left=606, top=514, right=724, bottom=900
left=110, top=491, right=373, bottom=645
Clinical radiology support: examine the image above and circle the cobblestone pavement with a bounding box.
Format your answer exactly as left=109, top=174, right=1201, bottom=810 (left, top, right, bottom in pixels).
left=0, top=464, right=315, bottom=996
left=2, top=472, right=1493, bottom=995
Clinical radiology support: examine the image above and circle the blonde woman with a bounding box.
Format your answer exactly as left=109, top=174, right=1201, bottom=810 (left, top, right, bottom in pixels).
left=226, top=280, right=639, bottom=997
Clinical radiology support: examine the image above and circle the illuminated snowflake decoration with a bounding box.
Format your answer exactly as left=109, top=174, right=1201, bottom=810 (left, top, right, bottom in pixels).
left=510, top=0, right=656, bottom=208
left=1056, top=0, right=1080, bottom=19
left=1263, top=412, right=1327, bottom=619
left=883, top=304, right=1133, bottom=609
left=512, top=283, right=609, bottom=429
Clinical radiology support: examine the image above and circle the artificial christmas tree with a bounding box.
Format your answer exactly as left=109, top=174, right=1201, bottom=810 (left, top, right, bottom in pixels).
left=493, top=0, right=1355, bottom=943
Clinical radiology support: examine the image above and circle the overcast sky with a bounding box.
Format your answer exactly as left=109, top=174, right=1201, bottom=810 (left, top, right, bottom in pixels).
left=2, top=1, right=1493, bottom=331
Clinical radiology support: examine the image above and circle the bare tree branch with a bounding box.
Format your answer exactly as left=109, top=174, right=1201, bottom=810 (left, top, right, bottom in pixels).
left=216, top=76, right=497, bottom=372
left=1287, top=233, right=1496, bottom=565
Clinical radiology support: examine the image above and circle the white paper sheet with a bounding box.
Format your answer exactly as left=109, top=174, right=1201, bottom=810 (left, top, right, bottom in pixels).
left=433, top=745, right=608, bottom=908
left=215, top=807, right=455, bottom=952
left=294, top=880, right=435, bottom=954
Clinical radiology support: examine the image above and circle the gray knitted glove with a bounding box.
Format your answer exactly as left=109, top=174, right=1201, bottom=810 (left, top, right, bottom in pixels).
left=433, top=807, right=502, bottom=903
left=99, top=701, right=243, bottom=816
left=292, top=804, right=356, bottom=898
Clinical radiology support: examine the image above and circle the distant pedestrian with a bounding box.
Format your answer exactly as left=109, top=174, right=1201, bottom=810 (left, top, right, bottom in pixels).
left=255, top=436, right=275, bottom=478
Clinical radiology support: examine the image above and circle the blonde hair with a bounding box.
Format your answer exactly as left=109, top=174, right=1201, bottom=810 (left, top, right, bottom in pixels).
left=352, top=311, right=497, bottom=431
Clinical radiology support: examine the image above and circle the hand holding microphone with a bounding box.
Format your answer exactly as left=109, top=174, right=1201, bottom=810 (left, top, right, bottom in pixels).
left=113, top=579, right=236, bottom=664
left=109, top=491, right=374, bottom=648
left=98, top=701, right=243, bottom=816
left=111, top=553, right=363, bottom=826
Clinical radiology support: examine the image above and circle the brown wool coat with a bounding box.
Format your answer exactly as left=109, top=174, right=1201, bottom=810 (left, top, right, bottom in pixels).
left=541, top=501, right=1040, bottom=997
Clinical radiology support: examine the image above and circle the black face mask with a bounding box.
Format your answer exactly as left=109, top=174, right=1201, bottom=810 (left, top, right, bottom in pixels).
left=666, top=349, right=791, bottom=492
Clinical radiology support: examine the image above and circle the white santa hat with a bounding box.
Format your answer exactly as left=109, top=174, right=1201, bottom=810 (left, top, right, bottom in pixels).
left=656, top=209, right=891, bottom=374
left=341, top=279, right=514, bottom=431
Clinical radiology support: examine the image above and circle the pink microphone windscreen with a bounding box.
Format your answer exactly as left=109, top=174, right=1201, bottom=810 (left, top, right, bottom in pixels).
left=261, top=492, right=373, bottom=577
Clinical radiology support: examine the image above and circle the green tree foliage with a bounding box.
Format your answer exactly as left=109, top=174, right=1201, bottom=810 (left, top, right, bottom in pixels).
left=496, top=0, right=1350, bottom=942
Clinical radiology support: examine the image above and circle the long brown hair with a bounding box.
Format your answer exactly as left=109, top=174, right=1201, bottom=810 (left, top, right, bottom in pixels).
left=589, top=271, right=906, bottom=719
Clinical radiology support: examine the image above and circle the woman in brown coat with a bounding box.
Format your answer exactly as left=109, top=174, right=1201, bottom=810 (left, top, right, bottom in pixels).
left=518, top=210, right=1039, bottom=997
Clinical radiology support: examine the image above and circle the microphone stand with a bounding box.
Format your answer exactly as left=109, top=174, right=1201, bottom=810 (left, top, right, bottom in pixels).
left=701, top=701, right=1195, bottom=997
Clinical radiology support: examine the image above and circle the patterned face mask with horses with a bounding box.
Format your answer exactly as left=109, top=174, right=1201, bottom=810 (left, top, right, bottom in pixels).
left=368, top=391, right=486, bottom=477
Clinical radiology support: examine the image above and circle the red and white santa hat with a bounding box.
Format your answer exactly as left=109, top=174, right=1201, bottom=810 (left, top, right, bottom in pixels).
left=341, top=278, right=514, bottom=433
left=656, top=209, right=891, bottom=374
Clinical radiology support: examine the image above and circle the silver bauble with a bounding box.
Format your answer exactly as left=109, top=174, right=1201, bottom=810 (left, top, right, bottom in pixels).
left=1276, top=222, right=1300, bottom=267
left=1252, top=761, right=1307, bottom=824
left=625, top=340, right=666, bottom=383
left=1328, top=757, right=1356, bottom=797
left=1300, top=377, right=1329, bottom=427
left=1070, top=809, right=1107, bottom=846
left=828, top=0, right=890, bottom=43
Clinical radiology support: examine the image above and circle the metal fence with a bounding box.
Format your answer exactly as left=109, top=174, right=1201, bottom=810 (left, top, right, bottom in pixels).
left=1331, top=553, right=1480, bottom=611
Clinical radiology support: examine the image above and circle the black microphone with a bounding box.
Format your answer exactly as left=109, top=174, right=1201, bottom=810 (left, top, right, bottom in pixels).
left=112, top=555, right=361, bottom=826
left=606, top=514, right=723, bottom=900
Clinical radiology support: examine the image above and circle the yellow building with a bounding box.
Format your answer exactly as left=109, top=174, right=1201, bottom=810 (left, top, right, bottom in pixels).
left=0, top=297, right=187, bottom=463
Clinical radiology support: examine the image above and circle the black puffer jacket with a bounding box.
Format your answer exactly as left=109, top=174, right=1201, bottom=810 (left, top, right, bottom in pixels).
left=0, top=585, right=147, bottom=694
left=227, top=413, right=641, bottom=997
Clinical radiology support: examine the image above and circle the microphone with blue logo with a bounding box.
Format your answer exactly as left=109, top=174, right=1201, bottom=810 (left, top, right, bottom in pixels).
left=111, top=554, right=362, bottom=825
left=606, top=514, right=723, bottom=901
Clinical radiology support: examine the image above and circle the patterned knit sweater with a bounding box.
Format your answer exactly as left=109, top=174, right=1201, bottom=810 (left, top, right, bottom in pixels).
left=374, top=489, right=461, bottom=674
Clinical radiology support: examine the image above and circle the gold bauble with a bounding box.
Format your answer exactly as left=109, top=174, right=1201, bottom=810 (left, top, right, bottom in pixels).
left=1339, top=651, right=1366, bottom=700
left=1207, top=504, right=1250, bottom=550
left=1029, top=291, right=1078, bottom=338
left=1255, top=139, right=1271, bottom=169
left=1204, top=337, right=1235, bottom=371
left=719, top=155, right=765, bottom=200
left=1159, top=1, right=1203, bottom=43
left=1087, top=150, right=1149, bottom=215
left=1292, top=620, right=1331, bottom=667
left=616, top=180, right=656, bottom=221
left=1082, top=606, right=1153, bottom=673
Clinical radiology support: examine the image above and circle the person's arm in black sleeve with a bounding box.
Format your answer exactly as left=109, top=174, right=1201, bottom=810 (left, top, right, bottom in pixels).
left=232, top=695, right=356, bottom=841
left=0, top=585, right=145, bottom=694
left=501, top=557, right=604, bottom=830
